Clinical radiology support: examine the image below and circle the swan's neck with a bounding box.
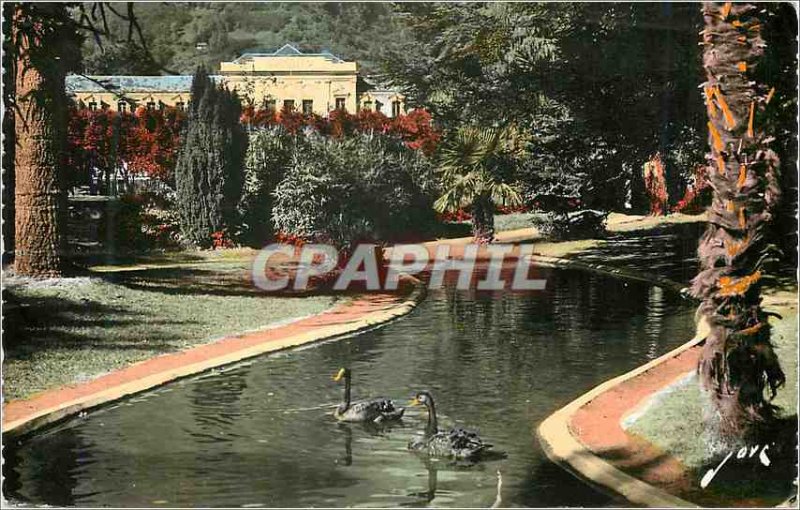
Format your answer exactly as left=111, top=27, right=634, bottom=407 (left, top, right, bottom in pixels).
left=342, top=374, right=351, bottom=410
left=425, top=399, right=438, bottom=436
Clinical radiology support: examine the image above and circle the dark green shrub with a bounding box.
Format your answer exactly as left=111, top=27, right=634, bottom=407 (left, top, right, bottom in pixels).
left=531, top=210, right=607, bottom=240
left=272, top=133, right=436, bottom=249
left=238, top=126, right=296, bottom=247
left=99, top=191, right=181, bottom=253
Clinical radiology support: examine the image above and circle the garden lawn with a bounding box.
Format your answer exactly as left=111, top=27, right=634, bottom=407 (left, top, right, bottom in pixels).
left=627, top=287, right=798, bottom=505
left=3, top=265, right=337, bottom=401
left=494, top=212, right=545, bottom=233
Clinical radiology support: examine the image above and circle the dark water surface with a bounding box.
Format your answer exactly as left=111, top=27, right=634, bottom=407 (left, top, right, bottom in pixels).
left=4, top=269, right=696, bottom=507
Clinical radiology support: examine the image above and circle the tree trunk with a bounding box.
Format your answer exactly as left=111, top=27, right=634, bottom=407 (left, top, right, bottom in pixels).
left=471, top=195, right=495, bottom=243
left=12, top=5, right=71, bottom=277
left=692, top=2, right=784, bottom=440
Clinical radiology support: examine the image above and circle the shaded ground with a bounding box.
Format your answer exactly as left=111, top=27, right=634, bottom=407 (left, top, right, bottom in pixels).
left=3, top=265, right=337, bottom=400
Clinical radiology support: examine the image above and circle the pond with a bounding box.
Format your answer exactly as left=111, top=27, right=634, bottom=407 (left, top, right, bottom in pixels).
left=3, top=268, right=697, bottom=507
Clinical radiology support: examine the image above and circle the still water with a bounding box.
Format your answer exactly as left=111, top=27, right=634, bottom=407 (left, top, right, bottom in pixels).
left=4, top=269, right=696, bottom=507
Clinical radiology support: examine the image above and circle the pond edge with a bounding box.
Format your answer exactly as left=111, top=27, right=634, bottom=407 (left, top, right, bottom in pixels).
left=534, top=253, right=705, bottom=508
left=2, top=275, right=426, bottom=438
left=537, top=317, right=707, bottom=508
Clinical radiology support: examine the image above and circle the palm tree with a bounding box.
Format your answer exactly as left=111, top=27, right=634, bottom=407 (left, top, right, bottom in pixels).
left=434, top=126, right=522, bottom=242
left=10, top=4, right=80, bottom=277
left=692, top=2, right=785, bottom=439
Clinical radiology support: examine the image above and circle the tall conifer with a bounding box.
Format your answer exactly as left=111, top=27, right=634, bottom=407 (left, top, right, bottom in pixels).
left=175, top=67, right=246, bottom=246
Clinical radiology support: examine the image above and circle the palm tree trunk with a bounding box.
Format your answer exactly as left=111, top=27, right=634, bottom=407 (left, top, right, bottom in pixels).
left=12, top=5, right=71, bottom=277
left=692, top=2, right=784, bottom=439
left=471, top=195, right=495, bottom=243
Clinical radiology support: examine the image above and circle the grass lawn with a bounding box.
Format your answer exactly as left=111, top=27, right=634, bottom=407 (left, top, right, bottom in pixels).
left=494, top=212, right=544, bottom=233
left=3, top=264, right=337, bottom=401
left=627, top=288, right=798, bottom=505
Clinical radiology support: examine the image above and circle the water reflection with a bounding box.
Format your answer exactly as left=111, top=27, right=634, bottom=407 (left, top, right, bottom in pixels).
left=3, top=425, right=84, bottom=506
left=5, top=268, right=696, bottom=507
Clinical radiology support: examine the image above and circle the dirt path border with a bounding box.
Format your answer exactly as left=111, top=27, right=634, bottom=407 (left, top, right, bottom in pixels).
left=2, top=276, right=425, bottom=437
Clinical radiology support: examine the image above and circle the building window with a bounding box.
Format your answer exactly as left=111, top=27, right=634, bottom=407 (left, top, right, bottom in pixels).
left=335, top=97, right=346, bottom=111
left=283, top=99, right=295, bottom=111
left=146, top=101, right=156, bottom=111
left=302, top=100, right=313, bottom=115
left=362, top=100, right=372, bottom=111
left=118, top=101, right=128, bottom=113
left=392, top=101, right=402, bottom=118
left=265, top=99, right=277, bottom=112
left=88, top=101, right=98, bottom=111
left=375, top=100, right=383, bottom=114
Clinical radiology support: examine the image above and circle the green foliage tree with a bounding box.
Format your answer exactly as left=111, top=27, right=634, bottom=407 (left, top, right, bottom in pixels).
left=175, top=67, right=247, bottom=247
left=434, top=126, right=522, bottom=242
left=81, top=42, right=162, bottom=75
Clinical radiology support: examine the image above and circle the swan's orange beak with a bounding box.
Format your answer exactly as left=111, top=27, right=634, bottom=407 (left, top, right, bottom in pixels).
left=333, top=368, right=345, bottom=382
left=408, top=397, right=421, bottom=407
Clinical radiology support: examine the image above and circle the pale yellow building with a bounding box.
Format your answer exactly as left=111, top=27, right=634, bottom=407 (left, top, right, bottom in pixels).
left=66, top=44, right=405, bottom=117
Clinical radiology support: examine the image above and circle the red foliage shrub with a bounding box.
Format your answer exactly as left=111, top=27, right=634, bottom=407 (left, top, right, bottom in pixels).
left=67, top=106, right=186, bottom=187
left=496, top=204, right=530, bottom=215
left=275, top=231, right=307, bottom=247
left=438, top=209, right=472, bottom=222
left=389, top=108, right=440, bottom=156
left=643, top=153, right=669, bottom=216
left=240, top=106, right=440, bottom=154
left=672, top=164, right=711, bottom=214
left=210, top=230, right=235, bottom=249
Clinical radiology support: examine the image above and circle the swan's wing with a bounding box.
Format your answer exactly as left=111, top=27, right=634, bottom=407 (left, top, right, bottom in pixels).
left=348, top=398, right=392, bottom=416
left=355, top=397, right=400, bottom=413
left=448, top=427, right=490, bottom=451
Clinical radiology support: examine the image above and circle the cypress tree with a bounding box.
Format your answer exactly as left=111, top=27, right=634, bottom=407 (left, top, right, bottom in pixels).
left=175, top=67, right=247, bottom=247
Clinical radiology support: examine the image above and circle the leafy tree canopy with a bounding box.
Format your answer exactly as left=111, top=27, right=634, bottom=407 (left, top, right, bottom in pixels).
left=383, top=2, right=708, bottom=211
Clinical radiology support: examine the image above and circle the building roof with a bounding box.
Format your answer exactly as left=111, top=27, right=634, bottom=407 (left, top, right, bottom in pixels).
left=231, top=43, right=345, bottom=64
left=65, top=75, right=224, bottom=93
